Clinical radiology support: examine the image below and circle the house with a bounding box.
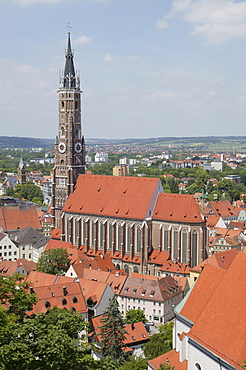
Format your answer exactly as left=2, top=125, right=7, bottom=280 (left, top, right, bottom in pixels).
left=148, top=349, right=188, bottom=370
left=0, top=258, right=36, bottom=276
left=118, top=273, right=184, bottom=324
left=0, top=204, right=42, bottom=233
left=90, top=316, right=149, bottom=358
left=206, top=200, right=239, bottom=226
left=10, top=226, right=49, bottom=262
left=168, top=252, right=246, bottom=369
left=0, top=232, right=19, bottom=261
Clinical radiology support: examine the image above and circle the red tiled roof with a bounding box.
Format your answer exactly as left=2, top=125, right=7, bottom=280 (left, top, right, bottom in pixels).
left=0, top=205, right=41, bottom=232
left=153, top=193, right=204, bottom=223
left=186, top=253, right=246, bottom=369
left=45, top=239, right=74, bottom=250
left=190, top=249, right=240, bottom=273
left=63, top=175, right=161, bottom=220
left=28, top=281, right=87, bottom=315
left=27, top=270, right=73, bottom=287
left=209, top=200, right=239, bottom=218
left=148, top=349, right=187, bottom=370
left=51, top=228, right=61, bottom=240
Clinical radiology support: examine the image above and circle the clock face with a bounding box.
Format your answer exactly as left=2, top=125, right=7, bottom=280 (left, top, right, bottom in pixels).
left=74, top=142, right=82, bottom=154
left=58, top=142, right=66, bottom=154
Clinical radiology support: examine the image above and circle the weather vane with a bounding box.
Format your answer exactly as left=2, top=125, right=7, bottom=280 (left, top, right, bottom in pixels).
left=66, top=23, right=72, bottom=33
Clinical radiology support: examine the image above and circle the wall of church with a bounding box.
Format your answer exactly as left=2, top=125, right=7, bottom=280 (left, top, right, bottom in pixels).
left=152, top=221, right=207, bottom=268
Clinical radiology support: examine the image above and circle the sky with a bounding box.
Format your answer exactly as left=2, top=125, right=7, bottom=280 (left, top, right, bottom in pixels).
left=0, top=0, right=246, bottom=140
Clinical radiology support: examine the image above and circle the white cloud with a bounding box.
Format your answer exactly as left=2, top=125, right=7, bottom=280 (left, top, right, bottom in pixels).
left=150, top=92, right=176, bottom=99
left=161, top=0, right=246, bottom=44
left=125, top=55, right=139, bottom=62
left=14, top=64, right=41, bottom=74
left=103, top=54, right=114, bottom=62
left=156, top=19, right=168, bottom=29
left=74, top=35, right=92, bottom=45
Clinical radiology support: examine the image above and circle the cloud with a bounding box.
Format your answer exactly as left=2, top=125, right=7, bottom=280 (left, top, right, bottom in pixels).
left=156, top=19, right=168, bottom=29
left=103, top=54, right=114, bottom=62
left=74, top=35, right=92, bottom=45
left=150, top=92, right=176, bottom=99
left=14, top=64, right=41, bottom=74
left=159, top=0, right=246, bottom=44
left=125, top=55, right=139, bottom=62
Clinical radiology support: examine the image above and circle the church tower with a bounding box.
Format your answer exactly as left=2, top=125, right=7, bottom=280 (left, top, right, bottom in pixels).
left=17, top=158, right=26, bottom=184
left=52, top=31, right=85, bottom=229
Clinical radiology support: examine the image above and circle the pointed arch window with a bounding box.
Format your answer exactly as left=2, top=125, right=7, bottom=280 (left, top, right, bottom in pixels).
left=191, top=230, right=198, bottom=268
left=126, top=225, right=131, bottom=253
left=99, top=221, right=104, bottom=249
left=108, top=223, right=112, bottom=250
left=91, top=220, right=95, bottom=247
left=82, top=219, right=87, bottom=246
left=136, top=226, right=141, bottom=254
left=117, top=224, right=122, bottom=251
left=181, top=229, right=187, bottom=264
left=163, top=227, right=169, bottom=251
left=172, top=228, right=178, bottom=261
left=60, top=126, right=65, bottom=137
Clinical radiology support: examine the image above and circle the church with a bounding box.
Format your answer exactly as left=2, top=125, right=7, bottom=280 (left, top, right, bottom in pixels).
left=51, top=32, right=208, bottom=274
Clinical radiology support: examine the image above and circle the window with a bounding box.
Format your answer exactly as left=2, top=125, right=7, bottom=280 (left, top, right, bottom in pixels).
left=29, top=254, right=32, bottom=259
left=191, top=230, right=198, bottom=268
left=136, top=226, right=141, bottom=253
left=195, top=364, right=202, bottom=370
left=82, top=219, right=86, bottom=245
left=172, top=228, right=178, bottom=261
left=126, top=225, right=131, bottom=252
left=108, top=223, right=112, bottom=250
left=8, top=245, right=11, bottom=249
left=22, top=254, right=25, bottom=258
left=62, top=298, right=67, bottom=305
left=100, top=221, right=104, bottom=249
left=91, top=220, right=95, bottom=247
left=117, top=224, right=122, bottom=251
left=164, top=227, right=169, bottom=251
left=22, top=246, right=25, bottom=250
left=181, top=229, right=187, bottom=264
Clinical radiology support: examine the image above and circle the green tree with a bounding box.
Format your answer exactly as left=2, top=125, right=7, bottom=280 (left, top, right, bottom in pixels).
left=125, top=309, right=147, bottom=324
left=6, top=181, right=44, bottom=203
left=37, top=248, right=70, bottom=275
left=143, top=322, right=174, bottom=360
left=0, top=274, right=38, bottom=321
left=0, top=307, right=91, bottom=370
left=99, top=295, right=127, bottom=363
left=118, top=356, right=148, bottom=370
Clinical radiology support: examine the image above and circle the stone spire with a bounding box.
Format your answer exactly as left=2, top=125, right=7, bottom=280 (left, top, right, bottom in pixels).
left=60, top=32, right=80, bottom=89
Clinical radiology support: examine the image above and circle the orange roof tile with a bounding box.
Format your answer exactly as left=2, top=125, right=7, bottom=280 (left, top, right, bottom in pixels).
left=186, top=253, right=246, bottom=369
left=148, top=349, right=187, bottom=370
left=0, top=205, right=41, bottom=232
left=51, top=227, right=61, bottom=240
left=63, top=175, right=161, bottom=220
left=45, top=239, right=74, bottom=250
left=190, top=249, right=240, bottom=273
left=153, top=193, right=204, bottom=223
left=209, top=200, right=239, bottom=218
left=27, top=270, right=73, bottom=287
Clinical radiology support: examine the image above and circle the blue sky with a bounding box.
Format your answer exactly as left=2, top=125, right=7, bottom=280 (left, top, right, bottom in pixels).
left=0, top=0, right=246, bottom=140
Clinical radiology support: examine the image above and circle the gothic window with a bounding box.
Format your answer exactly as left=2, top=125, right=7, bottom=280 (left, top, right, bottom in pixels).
left=117, top=224, right=122, bottom=251
left=74, top=219, right=79, bottom=245
left=133, top=266, right=139, bottom=273
left=75, top=129, right=79, bottom=138
left=60, top=126, right=65, bottom=137
left=75, top=101, right=78, bottom=110
left=91, top=221, right=95, bottom=247
left=172, top=228, right=178, bottom=261
left=126, top=225, right=131, bottom=253
left=60, top=159, right=64, bottom=165
left=124, top=265, right=130, bottom=275
left=136, top=226, right=141, bottom=254
left=108, top=223, right=112, bottom=250
left=164, top=227, right=169, bottom=251
left=99, top=221, right=104, bottom=249
left=61, top=101, right=64, bottom=108
left=191, top=230, right=198, bottom=268
left=181, top=229, right=187, bottom=264
left=82, top=220, right=86, bottom=246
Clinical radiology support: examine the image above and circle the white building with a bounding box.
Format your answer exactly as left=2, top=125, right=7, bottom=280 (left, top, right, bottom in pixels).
left=94, top=152, right=108, bottom=163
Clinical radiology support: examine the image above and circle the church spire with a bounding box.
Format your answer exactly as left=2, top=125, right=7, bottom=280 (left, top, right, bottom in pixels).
left=60, top=32, right=80, bottom=89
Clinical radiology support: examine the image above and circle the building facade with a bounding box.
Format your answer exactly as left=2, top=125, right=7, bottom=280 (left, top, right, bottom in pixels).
left=51, top=31, right=85, bottom=229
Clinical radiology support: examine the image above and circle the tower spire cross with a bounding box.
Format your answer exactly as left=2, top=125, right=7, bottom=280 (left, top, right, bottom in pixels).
left=66, top=23, right=72, bottom=33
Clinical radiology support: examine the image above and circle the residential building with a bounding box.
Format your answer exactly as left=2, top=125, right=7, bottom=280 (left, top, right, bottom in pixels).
left=0, top=258, right=36, bottom=276
left=0, top=232, right=19, bottom=260
left=0, top=204, right=42, bottom=233
left=118, top=273, right=184, bottom=324
left=113, top=164, right=130, bottom=176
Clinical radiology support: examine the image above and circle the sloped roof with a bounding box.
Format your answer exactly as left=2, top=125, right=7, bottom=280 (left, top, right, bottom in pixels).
left=27, top=270, right=73, bottom=287
left=78, top=278, right=109, bottom=304
left=11, top=226, right=49, bottom=248
left=153, top=193, right=203, bottom=223
left=28, top=281, right=87, bottom=315
left=190, top=249, right=240, bottom=273
left=209, top=200, right=239, bottom=218
left=148, top=349, right=187, bottom=370
left=120, top=274, right=183, bottom=302
left=51, top=228, right=61, bottom=240
left=149, top=250, right=169, bottom=265
left=206, top=214, right=220, bottom=229
left=0, top=205, right=41, bottom=232
left=63, top=175, right=161, bottom=220
left=160, top=260, right=190, bottom=274
left=45, top=239, right=74, bottom=250
left=0, top=258, right=36, bottom=276
left=186, top=253, right=246, bottom=369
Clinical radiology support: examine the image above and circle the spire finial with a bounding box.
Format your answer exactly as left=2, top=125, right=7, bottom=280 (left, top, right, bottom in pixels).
left=66, top=23, right=72, bottom=34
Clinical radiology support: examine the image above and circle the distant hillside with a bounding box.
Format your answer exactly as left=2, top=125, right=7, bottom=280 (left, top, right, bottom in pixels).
left=0, top=136, right=54, bottom=149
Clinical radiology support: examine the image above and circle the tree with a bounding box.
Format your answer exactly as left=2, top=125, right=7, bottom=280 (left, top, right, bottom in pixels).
left=6, top=182, right=44, bottom=204
left=36, top=248, right=70, bottom=275
left=125, top=309, right=147, bottom=324
left=0, top=274, right=38, bottom=321
left=0, top=307, right=91, bottom=370
left=143, top=322, right=174, bottom=360
left=159, top=364, right=175, bottom=369
left=118, top=356, right=148, bottom=370
left=99, top=295, right=127, bottom=363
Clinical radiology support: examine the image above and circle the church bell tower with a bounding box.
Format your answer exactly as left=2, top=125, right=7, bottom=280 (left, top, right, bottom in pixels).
left=52, top=31, right=85, bottom=229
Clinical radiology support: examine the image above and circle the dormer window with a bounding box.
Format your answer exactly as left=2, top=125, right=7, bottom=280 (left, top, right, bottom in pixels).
left=141, top=290, right=146, bottom=296
left=133, top=288, right=137, bottom=294
left=45, top=301, right=50, bottom=309
left=62, top=298, right=67, bottom=305
left=72, top=296, right=78, bottom=304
